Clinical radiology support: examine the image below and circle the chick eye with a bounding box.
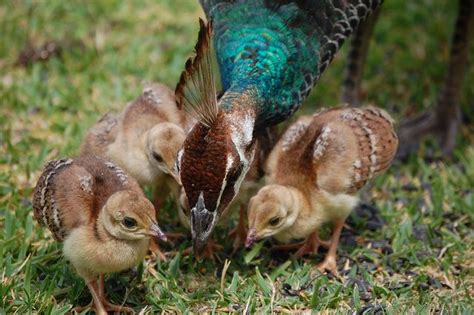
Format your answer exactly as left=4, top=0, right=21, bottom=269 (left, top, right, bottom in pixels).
left=152, top=152, right=163, bottom=163
left=122, top=217, right=137, bottom=229
left=269, top=217, right=280, bottom=226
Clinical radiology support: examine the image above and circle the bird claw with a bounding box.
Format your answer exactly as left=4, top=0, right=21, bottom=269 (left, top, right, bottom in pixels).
left=148, top=239, right=167, bottom=262
left=73, top=301, right=134, bottom=315
left=272, top=232, right=330, bottom=258
left=181, top=239, right=223, bottom=262
left=317, top=256, right=338, bottom=276
left=73, top=302, right=94, bottom=314
left=102, top=301, right=135, bottom=313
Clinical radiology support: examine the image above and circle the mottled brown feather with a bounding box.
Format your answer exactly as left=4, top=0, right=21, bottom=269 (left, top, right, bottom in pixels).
left=80, top=113, right=118, bottom=156
left=81, top=83, right=192, bottom=158
left=267, top=106, right=398, bottom=195
left=32, top=156, right=143, bottom=241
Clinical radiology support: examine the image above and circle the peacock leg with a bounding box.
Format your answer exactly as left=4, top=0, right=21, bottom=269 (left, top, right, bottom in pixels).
left=398, top=0, right=473, bottom=158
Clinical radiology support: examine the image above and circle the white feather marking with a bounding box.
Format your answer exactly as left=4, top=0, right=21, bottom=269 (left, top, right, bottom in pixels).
left=214, top=154, right=235, bottom=211
left=229, top=113, right=254, bottom=169
left=40, top=158, right=73, bottom=226
left=353, top=159, right=362, bottom=169
left=313, top=126, right=332, bottom=160
left=142, top=85, right=162, bottom=106
left=282, top=121, right=308, bottom=152
left=354, top=172, right=362, bottom=182
left=79, top=174, right=93, bottom=194
left=53, top=203, right=61, bottom=231
left=105, top=161, right=129, bottom=185
left=42, top=206, right=49, bottom=226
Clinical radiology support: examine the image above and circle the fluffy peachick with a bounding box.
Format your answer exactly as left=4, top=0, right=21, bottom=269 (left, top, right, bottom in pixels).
left=246, top=107, right=398, bottom=274
left=81, top=82, right=194, bottom=209
left=32, top=156, right=166, bottom=314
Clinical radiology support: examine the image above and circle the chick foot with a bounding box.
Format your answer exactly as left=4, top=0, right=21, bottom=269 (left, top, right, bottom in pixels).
left=228, top=205, right=248, bottom=254
left=74, top=277, right=134, bottom=315
left=149, top=240, right=167, bottom=262
left=316, top=219, right=344, bottom=276
left=150, top=232, right=185, bottom=261
left=272, top=231, right=330, bottom=257
left=317, top=255, right=338, bottom=276
left=182, top=239, right=223, bottom=261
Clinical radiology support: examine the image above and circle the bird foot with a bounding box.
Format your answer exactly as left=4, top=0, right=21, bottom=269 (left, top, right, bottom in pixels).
left=164, top=232, right=186, bottom=241
left=397, top=108, right=459, bottom=159
left=101, top=300, right=135, bottom=313
left=73, top=300, right=134, bottom=315
left=272, top=233, right=330, bottom=258
left=73, top=302, right=94, bottom=314
left=148, top=239, right=167, bottom=262
left=181, top=239, right=223, bottom=261
left=317, top=255, right=338, bottom=276
left=149, top=233, right=185, bottom=261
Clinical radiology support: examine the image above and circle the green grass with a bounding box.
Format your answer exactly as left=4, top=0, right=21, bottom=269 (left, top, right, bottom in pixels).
left=1, top=0, right=473, bottom=313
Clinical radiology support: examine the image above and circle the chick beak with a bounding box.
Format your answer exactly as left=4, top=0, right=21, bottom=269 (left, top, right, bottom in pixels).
left=245, top=228, right=257, bottom=248
left=190, top=192, right=218, bottom=257
left=149, top=223, right=167, bottom=242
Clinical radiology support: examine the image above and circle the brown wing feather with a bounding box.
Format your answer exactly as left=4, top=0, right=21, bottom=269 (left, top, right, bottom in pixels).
left=310, top=106, right=397, bottom=194
left=80, top=112, right=118, bottom=156
left=175, top=19, right=218, bottom=127
left=32, top=158, right=74, bottom=241
left=339, top=106, right=398, bottom=192
left=32, top=156, right=143, bottom=241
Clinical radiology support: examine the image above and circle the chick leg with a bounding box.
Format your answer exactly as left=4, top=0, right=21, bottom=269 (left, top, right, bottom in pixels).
left=228, top=205, right=248, bottom=254
left=397, top=0, right=473, bottom=158
left=317, top=219, right=344, bottom=275
left=97, top=275, right=135, bottom=313
left=73, top=279, right=107, bottom=315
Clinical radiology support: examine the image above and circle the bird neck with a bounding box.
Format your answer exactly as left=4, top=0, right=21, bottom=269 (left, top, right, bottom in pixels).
left=282, top=185, right=306, bottom=225
left=219, top=85, right=260, bottom=117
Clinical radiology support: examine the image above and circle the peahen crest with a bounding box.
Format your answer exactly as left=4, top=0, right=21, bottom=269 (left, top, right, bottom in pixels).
left=175, top=19, right=218, bottom=128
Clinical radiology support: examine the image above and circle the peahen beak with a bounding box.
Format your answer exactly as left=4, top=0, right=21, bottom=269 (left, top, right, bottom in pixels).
left=190, top=192, right=219, bottom=256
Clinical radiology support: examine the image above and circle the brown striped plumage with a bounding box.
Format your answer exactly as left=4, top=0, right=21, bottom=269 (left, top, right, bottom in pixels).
left=32, top=156, right=165, bottom=314
left=247, top=106, right=398, bottom=274
left=80, top=83, right=192, bottom=261
left=81, top=82, right=194, bottom=210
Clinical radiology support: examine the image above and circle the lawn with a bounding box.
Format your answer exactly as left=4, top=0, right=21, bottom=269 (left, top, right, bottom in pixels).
left=1, top=0, right=473, bottom=313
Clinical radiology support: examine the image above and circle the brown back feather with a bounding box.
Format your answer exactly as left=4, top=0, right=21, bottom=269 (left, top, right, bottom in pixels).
left=268, top=106, right=398, bottom=195
left=32, top=156, right=142, bottom=241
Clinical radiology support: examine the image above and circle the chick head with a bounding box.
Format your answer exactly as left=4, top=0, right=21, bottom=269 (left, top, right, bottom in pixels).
left=102, top=190, right=166, bottom=241
left=246, top=184, right=298, bottom=247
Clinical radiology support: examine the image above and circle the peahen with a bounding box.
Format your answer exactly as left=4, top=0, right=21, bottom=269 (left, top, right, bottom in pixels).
left=174, top=0, right=383, bottom=255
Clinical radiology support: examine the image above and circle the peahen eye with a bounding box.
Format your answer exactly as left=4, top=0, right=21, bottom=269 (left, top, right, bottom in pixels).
left=122, top=217, right=137, bottom=229
left=152, top=152, right=163, bottom=163
left=269, top=217, right=281, bottom=226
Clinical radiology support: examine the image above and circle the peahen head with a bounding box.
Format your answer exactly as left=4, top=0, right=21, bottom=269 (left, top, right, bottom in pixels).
left=177, top=109, right=256, bottom=255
